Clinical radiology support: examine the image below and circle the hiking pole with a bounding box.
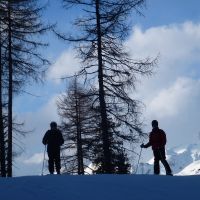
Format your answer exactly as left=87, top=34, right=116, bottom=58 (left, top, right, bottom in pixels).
left=41, top=145, right=47, bottom=176
left=135, top=146, right=143, bottom=174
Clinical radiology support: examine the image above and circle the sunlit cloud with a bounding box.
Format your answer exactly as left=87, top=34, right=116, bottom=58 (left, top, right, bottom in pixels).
left=47, top=49, right=81, bottom=84
left=148, top=77, right=200, bottom=118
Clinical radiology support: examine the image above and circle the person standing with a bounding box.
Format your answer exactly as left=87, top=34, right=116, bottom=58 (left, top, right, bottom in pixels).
left=42, top=122, right=64, bottom=174
left=141, top=120, right=172, bottom=176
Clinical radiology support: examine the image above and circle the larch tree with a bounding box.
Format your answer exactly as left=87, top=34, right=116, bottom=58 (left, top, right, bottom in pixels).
left=56, top=0, right=156, bottom=173
left=0, top=2, right=6, bottom=177
left=0, top=0, right=50, bottom=177
left=57, top=78, right=98, bottom=174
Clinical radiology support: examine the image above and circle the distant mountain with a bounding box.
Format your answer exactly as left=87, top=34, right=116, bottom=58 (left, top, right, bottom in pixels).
left=136, top=143, right=200, bottom=175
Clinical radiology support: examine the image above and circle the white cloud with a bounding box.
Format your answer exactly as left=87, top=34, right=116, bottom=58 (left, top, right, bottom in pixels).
left=127, top=21, right=200, bottom=63
left=147, top=77, right=200, bottom=118
left=19, top=95, right=59, bottom=136
left=23, top=152, right=44, bottom=165
left=125, top=21, right=200, bottom=150
left=48, top=49, right=81, bottom=84
left=126, top=22, right=200, bottom=93
left=125, top=21, right=200, bottom=113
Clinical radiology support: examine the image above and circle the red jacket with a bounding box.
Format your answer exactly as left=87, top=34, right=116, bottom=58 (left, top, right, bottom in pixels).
left=144, top=128, right=166, bottom=150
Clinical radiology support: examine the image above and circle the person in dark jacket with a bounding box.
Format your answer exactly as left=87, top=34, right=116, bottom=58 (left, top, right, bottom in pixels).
left=42, top=121, right=64, bottom=174
left=141, top=120, right=172, bottom=175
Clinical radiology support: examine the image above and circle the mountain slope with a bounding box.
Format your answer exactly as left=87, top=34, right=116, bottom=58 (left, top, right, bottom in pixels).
left=136, top=143, right=200, bottom=175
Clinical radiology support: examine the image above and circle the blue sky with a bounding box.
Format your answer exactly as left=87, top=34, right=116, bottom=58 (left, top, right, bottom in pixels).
left=14, top=0, right=200, bottom=176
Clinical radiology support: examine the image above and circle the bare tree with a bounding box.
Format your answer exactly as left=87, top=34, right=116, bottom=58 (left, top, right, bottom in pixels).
left=0, top=0, right=50, bottom=177
left=57, top=78, right=98, bottom=174
left=0, top=3, right=6, bottom=177
left=56, top=0, right=156, bottom=173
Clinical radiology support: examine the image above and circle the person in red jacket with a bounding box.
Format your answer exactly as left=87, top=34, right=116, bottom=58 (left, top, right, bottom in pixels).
left=141, top=120, right=172, bottom=175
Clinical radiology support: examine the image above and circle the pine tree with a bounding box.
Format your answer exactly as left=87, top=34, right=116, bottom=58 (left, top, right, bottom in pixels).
left=91, top=118, right=131, bottom=174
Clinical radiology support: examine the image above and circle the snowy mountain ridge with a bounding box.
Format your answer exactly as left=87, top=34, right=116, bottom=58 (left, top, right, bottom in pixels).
left=136, top=143, right=200, bottom=175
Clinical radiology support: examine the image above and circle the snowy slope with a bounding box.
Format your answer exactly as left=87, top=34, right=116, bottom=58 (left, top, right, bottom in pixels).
left=178, top=160, right=200, bottom=175
left=0, top=175, right=199, bottom=200
left=136, top=143, right=200, bottom=175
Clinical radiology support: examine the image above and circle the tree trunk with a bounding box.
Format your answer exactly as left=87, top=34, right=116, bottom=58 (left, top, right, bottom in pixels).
left=75, top=80, right=84, bottom=175
left=77, top=100, right=84, bottom=175
left=95, top=0, right=112, bottom=173
left=0, top=19, right=6, bottom=177
left=7, top=1, right=13, bottom=177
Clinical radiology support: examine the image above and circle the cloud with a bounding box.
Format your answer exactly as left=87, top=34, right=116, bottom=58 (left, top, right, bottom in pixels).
left=125, top=21, right=200, bottom=113
left=126, top=22, right=200, bottom=90
left=14, top=94, right=60, bottom=160
left=47, top=49, right=81, bottom=84
left=127, top=21, right=200, bottom=63
left=14, top=95, right=59, bottom=176
left=23, top=152, right=44, bottom=165
left=147, top=77, right=200, bottom=119
left=124, top=21, right=200, bottom=149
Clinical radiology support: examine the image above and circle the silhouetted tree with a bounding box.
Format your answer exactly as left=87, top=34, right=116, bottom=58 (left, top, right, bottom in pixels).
left=0, top=3, right=6, bottom=177
left=0, top=0, right=49, bottom=177
left=57, top=78, right=98, bottom=174
left=91, top=118, right=131, bottom=174
left=56, top=0, right=156, bottom=173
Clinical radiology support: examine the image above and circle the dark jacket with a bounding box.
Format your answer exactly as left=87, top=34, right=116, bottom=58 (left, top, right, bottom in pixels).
left=144, top=127, right=166, bottom=150
left=42, top=129, right=64, bottom=152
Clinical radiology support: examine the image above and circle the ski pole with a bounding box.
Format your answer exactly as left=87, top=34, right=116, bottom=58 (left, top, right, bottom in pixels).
left=41, top=145, right=47, bottom=176
left=61, top=149, right=67, bottom=172
left=135, top=137, right=146, bottom=174
left=135, top=146, right=143, bottom=174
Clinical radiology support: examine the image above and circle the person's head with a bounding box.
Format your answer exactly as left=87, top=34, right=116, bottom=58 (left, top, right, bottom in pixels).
left=152, top=120, right=158, bottom=128
left=50, top=121, right=57, bottom=129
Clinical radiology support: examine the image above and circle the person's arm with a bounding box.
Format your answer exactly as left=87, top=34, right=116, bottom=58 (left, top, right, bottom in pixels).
left=161, top=130, right=167, bottom=146
left=142, top=142, right=151, bottom=148
left=59, top=131, right=64, bottom=146
left=42, top=131, right=49, bottom=145
left=141, top=133, right=152, bottom=148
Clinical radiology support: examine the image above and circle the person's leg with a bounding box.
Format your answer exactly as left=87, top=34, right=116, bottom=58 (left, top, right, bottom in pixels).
left=154, top=159, right=160, bottom=174
left=159, top=148, right=172, bottom=175
left=161, top=159, right=172, bottom=175
left=55, top=150, right=61, bottom=174
left=47, top=151, right=54, bottom=174
left=153, top=150, right=160, bottom=175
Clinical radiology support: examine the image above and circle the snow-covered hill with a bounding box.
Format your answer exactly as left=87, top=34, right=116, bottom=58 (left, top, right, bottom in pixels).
left=136, top=143, right=200, bottom=175
left=0, top=175, right=199, bottom=200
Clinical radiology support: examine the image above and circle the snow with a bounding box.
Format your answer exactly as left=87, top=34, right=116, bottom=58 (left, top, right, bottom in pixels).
left=1, top=142, right=200, bottom=200
left=0, top=174, right=199, bottom=200
left=178, top=160, right=200, bottom=175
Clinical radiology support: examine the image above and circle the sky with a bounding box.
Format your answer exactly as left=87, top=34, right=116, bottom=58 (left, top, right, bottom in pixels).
left=13, top=0, right=200, bottom=176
